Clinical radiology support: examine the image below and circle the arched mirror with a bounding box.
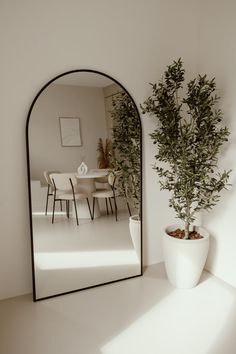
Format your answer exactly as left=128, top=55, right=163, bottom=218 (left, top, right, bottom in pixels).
left=26, top=70, right=142, bottom=301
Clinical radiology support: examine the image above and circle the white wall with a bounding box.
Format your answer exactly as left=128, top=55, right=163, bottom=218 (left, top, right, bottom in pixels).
left=198, top=0, right=236, bottom=287
left=0, top=0, right=199, bottom=299
left=29, top=84, right=107, bottom=183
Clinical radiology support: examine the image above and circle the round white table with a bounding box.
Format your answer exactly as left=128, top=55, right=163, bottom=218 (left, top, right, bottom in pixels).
left=74, top=170, right=108, bottom=219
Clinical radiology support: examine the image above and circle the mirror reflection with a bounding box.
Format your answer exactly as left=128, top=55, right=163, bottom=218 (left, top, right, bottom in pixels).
left=27, top=70, right=142, bottom=300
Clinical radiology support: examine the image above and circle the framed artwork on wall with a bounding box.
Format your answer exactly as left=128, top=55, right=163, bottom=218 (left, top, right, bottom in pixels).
left=59, top=117, right=82, bottom=147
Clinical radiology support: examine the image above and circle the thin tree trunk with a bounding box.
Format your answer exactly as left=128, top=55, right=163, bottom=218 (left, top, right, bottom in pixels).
left=184, top=204, right=190, bottom=239
left=184, top=221, right=190, bottom=239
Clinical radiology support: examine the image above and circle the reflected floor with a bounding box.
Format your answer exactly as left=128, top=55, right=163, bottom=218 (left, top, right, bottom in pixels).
left=32, top=210, right=140, bottom=299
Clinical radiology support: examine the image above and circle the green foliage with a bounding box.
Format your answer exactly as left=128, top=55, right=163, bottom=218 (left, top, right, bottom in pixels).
left=111, top=91, right=141, bottom=218
left=141, top=59, right=231, bottom=238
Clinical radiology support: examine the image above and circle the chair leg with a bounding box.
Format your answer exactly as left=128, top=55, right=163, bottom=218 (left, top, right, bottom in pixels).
left=45, top=185, right=50, bottom=215
left=86, top=198, right=93, bottom=220
left=52, top=195, right=56, bottom=224
left=127, top=201, right=131, bottom=216
left=109, top=197, right=113, bottom=214
left=113, top=196, right=118, bottom=222
left=105, top=198, right=109, bottom=215
left=73, top=198, right=79, bottom=226
left=60, top=200, right=63, bottom=211
left=66, top=200, right=69, bottom=218
left=92, top=198, right=95, bottom=219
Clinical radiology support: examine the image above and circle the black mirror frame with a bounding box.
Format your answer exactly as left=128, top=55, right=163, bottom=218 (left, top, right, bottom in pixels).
left=26, top=69, right=143, bottom=302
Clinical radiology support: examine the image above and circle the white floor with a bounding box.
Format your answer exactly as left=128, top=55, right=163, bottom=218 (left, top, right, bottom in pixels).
left=0, top=263, right=236, bottom=354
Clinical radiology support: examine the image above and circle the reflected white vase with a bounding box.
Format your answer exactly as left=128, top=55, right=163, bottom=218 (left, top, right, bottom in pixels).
left=163, top=224, right=210, bottom=289
left=129, top=215, right=141, bottom=262
left=77, top=162, right=88, bottom=175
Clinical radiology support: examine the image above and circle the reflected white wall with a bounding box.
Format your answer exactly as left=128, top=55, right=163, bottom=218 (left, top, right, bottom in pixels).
left=29, top=84, right=108, bottom=183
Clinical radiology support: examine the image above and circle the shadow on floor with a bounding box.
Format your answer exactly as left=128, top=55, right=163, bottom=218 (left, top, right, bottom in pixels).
left=0, top=263, right=174, bottom=354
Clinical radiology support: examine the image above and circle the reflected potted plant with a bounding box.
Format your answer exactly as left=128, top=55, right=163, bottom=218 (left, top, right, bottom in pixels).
left=111, top=91, right=141, bottom=258
left=141, top=59, right=231, bottom=288
left=97, top=138, right=113, bottom=169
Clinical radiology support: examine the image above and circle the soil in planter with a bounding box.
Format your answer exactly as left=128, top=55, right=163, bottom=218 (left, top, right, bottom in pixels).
left=168, top=229, right=203, bottom=240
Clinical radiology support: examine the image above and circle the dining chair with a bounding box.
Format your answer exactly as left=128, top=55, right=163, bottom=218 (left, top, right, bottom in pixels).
left=43, top=171, right=62, bottom=215
left=89, top=169, right=109, bottom=190
left=92, top=172, right=131, bottom=221
left=95, top=175, right=114, bottom=212
left=88, top=168, right=113, bottom=213
left=50, top=173, right=93, bottom=225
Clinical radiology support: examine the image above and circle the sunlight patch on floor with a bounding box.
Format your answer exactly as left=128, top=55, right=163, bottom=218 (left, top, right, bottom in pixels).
left=35, top=249, right=139, bottom=270
left=101, top=276, right=235, bottom=354
left=32, top=211, right=66, bottom=216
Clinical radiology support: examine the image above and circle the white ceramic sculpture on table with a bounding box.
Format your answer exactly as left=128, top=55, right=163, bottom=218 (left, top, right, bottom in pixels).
left=77, top=162, right=88, bottom=175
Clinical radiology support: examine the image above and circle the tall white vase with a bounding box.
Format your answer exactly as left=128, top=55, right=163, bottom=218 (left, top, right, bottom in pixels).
left=163, top=224, right=210, bottom=288
left=129, top=215, right=141, bottom=262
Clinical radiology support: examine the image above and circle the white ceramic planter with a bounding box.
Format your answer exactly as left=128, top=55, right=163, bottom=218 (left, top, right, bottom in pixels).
left=129, top=215, right=141, bottom=262
left=163, top=224, right=210, bottom=289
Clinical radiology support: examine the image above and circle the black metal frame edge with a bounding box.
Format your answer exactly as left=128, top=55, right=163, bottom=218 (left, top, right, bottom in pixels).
left=25, top=69, right=143, bottom=302
left=32, top=273, right=142, bottom=302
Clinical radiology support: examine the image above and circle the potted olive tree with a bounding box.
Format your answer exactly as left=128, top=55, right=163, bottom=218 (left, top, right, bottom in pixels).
left=141, top=59, right=231, bottom=288
left=111, top=91, right=141, bottom=258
